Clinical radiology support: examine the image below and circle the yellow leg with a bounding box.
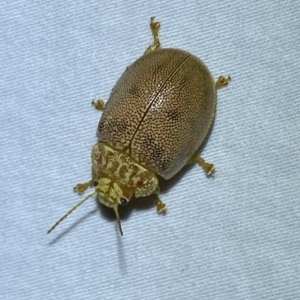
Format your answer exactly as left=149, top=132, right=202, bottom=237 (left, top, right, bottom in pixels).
left=73, top=180, right=93, bottom=194
left=144, top=17, right=161, bottom=54
left=189, top=153, right=215, bottom=176
left=215, top=75, right=231, bottom=89
left=153, top=194, right=167, bottom=214
left=91, top=99, right=105, bottom=111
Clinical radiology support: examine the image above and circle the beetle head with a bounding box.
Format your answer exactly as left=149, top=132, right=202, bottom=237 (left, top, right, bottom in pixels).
left=93, top=177, right=134, bottom=235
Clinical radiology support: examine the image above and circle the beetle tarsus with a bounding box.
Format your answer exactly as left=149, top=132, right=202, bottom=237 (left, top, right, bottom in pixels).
left=190, top=154, right=215, bottom=176
left=215, top=75, right=231, bottom=89
left=73, top=180, right=93, bottom=194
left=144, top=17, right=161, bottom=54
left=154, top=195, right=167, bottom=214
left=92, top=99, right=105, bottom=111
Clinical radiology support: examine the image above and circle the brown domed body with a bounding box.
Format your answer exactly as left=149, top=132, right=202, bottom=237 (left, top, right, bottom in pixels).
left=46, top=18, right=230, bottom=237
left=97, top=48, right=216, bottom=180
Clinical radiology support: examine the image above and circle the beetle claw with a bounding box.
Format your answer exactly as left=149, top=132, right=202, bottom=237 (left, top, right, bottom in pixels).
left=205, top=163, right=215, bottom=176
left=215, top=75, right=231, bottom=89
left=92, top=99, right=105, bottom=111
left=154, top=196, right=167, bottom=214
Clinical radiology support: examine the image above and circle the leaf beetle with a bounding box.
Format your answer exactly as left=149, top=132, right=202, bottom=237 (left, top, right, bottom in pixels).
left=48, top=17, right=230, bottom=236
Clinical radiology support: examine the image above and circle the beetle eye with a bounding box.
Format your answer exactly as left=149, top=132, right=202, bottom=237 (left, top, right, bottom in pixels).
left=93, top=180, right=99, bottom=187
left=120, top=197, right=128, bottom=205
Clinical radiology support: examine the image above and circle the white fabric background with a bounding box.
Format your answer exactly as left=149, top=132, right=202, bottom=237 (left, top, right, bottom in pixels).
left=1, top=1, right=299, bottom=299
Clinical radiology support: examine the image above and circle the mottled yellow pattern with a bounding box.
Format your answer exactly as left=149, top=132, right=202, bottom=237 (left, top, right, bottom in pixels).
left=92, top=143, right=159, bottom=198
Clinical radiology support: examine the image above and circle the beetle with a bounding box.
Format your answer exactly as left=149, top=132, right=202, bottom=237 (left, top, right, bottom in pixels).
left=48, top=17, right=230, bottom=236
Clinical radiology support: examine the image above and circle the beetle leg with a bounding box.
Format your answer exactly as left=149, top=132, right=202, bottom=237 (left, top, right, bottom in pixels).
left=91, top=99, right=105, bottom=111
left=153, top=194, right=167, bottom=214
left=74, top=180, right=94, bottom=194
left=215, top=75, right=231, bottom=89
left=189, top=154, right=215, bottom=176
left=144, top=17, right=161, bottom=54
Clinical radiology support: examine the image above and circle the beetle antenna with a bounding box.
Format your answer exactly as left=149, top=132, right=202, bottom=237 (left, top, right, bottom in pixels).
left=47, top=191, right=97, bottom=234
left=113, top=206, right=123, bottom=236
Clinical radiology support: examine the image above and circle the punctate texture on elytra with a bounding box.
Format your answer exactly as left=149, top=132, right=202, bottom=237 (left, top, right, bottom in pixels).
left=98, top=48, right=216, bottom=179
